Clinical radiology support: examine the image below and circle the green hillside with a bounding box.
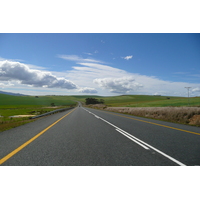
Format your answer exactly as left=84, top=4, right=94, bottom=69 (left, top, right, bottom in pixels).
left=0, top=94, right=76, bottom=108
left=0, top=93, right=200, bottom=108
left=101, top=95, right=200, bottom=107
left=0, top=93, right=199, bottom=131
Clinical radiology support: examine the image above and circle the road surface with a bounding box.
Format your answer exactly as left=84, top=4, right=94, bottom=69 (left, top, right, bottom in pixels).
left=0, top=106, right=200, bottom=166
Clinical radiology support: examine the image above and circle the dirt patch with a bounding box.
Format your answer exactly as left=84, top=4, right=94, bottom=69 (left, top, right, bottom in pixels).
left=189, top=115, right=200, bottom=125
left=9, top=115, right=36, bottom=118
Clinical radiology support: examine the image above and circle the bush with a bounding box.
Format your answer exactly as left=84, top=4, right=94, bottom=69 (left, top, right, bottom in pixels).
left=85, top=98, right=104, bottom=105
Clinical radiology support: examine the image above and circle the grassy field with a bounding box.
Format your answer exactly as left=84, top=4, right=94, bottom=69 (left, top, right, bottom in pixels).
left=99, top=95, right=200, bottom=107
left=84, top=95, right=200, bottom=126
left=0, top=94, right=77, bottom=132
left=1, top=93, right=200, bottom=131
left=55, top=95, right=200, bottom=107
left=1, top=93, right=199, bottom=108
left=0, top=94, right=77, bottom=107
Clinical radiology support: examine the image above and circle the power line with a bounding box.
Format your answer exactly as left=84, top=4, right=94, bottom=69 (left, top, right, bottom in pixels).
left=185, top=87, right=191, bottom=106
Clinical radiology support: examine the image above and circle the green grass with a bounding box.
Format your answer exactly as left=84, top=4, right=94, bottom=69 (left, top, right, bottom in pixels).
left=80, top=95, right=200, bottom=107
left=0, top=106, right=69, bottom=132
left=1, top=93, right=200, bottom=109
left=0, top=94, right=77, bottom=106
left=99, top=95, right=200, bottom=107
left=0, top=94, right=78, bottom=132
left=1, top=93, right=200, bottom=131
left=0, top=107, right=61, bottom=117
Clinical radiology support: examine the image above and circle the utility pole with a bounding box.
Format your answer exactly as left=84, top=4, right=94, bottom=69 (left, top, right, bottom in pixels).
left=185, top=87, right=191, bottom=106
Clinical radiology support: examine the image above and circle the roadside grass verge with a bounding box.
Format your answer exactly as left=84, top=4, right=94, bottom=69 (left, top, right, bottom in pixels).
left=105, top=107, right=200, bottom=126
left=0, top=117, right=37, bottom=132
left=1, top=93, right=200, bottom=130
left=0, top=93, right=78, bottom=132
left=85, top=95, right=200, bottom=126
left=0, top=105, right=67, bottom=117
left=0, top=105, right=74, bottom=132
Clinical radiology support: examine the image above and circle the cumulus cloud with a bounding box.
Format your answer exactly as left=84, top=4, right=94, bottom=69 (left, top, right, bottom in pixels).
left=0, top=82, right=14, bottom=88
left=192, top=87, right=200, bottom=92
left=57, top=54, right=200, bottom=96
left=0, top=60, right=78, bottom=90
left=122, top=55, right=133, bottom=60
left=94, top=76, right=143, bottom=93
left=78, top=87, right=97, bottom=94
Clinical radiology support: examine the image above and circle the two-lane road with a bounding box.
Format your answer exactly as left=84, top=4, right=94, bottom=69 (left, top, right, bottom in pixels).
left=0, top=106, right=200, bottom=165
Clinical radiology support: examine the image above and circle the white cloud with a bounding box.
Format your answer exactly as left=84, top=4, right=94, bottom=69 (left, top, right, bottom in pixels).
left=122, top=55, right=133, bottom=60
left=0, top=60, right=99, bottom=94
left=0, top=60, right=78, bottom=90
left=57, top=55, right=200, bottom=96
left=58, top=54, right=102, bottom=63
left=0, top=82, right=14, bottom=88
left=94, top=77, right=143, bottom=93
left=66, top=62, right=128, bottom=90
left=1, top=55, right=198, bottom=97
left=78, top=87, right=97, bottom=94
left=192, top=87, right=200, bottom=93
left=77, top=62, right=124, bottom=74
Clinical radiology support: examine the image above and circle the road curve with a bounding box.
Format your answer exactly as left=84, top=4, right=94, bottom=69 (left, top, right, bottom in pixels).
left=0, top=106, right=199, bottom=166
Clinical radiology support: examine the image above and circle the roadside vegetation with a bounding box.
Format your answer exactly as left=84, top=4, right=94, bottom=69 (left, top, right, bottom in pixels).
left=85, top=98, right=104, bottom=105
left=84, top=95, right=200, bottom=126
left=0, top=94, right=77, bottom=106
left=92, top=95, right=200, bottom=107
left=1, top=93, right=200, bottom=131
left=0, top=94, right=77, bottom=132
left=0, top=105, right=74, bottom=132
left=105, top=107, right=200, bottom=126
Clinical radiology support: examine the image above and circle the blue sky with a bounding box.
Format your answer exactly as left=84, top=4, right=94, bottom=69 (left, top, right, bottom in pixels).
left=0, top=33, right=200, bottom=96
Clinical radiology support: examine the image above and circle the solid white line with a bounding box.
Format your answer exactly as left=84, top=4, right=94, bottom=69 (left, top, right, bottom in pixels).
left=82, top=107, right=186, bottom=166
left=133, top=140, right=187, bottom=166
left=116, top=129, right=149, bottom=150
left=115, top=129, right=186, bottom=166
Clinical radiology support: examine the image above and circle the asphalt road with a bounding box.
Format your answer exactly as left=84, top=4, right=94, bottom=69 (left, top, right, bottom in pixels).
left=0, top=106, right=200, bottom=166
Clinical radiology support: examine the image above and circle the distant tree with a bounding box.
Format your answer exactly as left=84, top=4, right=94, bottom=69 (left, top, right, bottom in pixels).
left=51, top=103, right=55, bottom=107
left=85, top=98, right=104, bottom=105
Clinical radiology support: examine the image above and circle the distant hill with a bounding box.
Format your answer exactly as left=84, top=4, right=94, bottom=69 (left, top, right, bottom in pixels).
left=0, top=90, right=26, bottom=96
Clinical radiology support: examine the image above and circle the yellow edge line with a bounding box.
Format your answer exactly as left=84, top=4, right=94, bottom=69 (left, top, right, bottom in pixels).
left=100, top=110, right=200, bottom=136
left=0, top=108, right=76, bottom=165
